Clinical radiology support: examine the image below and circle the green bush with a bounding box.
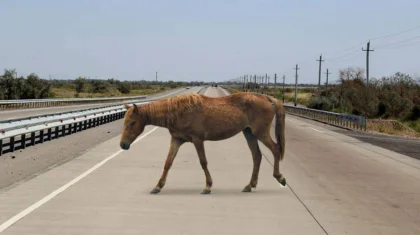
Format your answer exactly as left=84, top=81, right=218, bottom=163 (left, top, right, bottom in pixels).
left=308, top=67, right=420, bottom=122
left=117, top=81, right=131, bottom=94
left=307, top=97, right=333, bottom=111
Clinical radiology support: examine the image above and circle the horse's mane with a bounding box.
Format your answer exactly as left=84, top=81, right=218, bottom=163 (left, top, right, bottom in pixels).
left=143, top=93, right=204, bottom=125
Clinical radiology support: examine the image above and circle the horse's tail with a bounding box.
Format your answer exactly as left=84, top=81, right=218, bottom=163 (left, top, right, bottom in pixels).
left=267, top=96, right=286, bottom=161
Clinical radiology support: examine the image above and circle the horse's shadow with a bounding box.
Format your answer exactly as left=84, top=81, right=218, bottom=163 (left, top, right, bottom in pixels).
left=144, top=187, right=286, bottom=196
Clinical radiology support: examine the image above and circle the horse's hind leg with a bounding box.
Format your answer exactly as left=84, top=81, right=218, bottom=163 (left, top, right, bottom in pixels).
left=151, top=136, right=184, bottom=194
left=256, top=131, right=286, bottom=187
left=193, top=139, right=213, bottom=194
left=242, top=127, right=262, bottom=192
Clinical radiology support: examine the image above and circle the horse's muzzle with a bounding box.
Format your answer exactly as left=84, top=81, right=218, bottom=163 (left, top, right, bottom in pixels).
left=120, top=142, right=130, bottom=150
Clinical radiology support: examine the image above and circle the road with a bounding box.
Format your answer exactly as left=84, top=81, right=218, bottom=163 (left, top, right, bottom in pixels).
left=0, top=87, right=189, bottom=121
left=0, top=87, right=420, bottom=234
left=286, top=114, right=420, bottom=160
left=0, top=86, right=203, bottom=190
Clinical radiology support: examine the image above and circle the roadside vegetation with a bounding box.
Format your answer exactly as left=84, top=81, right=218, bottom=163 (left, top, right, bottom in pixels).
left=302, top=67, right=420, bottom=137
left=229, top=67, right=420, bottom=138
left=0, top=69, right=205, bottom=99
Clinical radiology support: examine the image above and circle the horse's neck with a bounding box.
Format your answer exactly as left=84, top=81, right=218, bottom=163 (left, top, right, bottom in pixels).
left=142, top=104, right=171, bottom=128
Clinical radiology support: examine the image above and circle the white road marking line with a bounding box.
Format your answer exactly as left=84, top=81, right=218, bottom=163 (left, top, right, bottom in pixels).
left=309, top=127, right=324, bottom=133
left=287, top=117, right=327, bottom=133
left=0, top=127, right=159, bottom=233
left=204, top=87, right=209, bottom=96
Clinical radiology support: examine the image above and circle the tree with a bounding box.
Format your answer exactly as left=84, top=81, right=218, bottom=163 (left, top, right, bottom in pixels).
left=338, top=67, right=365, bottom=82
left=74, top=77, right=86, bottom=93
left=117, top=81, right=131, bottom=94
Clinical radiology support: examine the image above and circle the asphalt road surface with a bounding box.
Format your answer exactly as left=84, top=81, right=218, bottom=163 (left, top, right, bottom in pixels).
left=0, top=87, right=189, bottom=121
left=0, top=87, right=419, bottom=234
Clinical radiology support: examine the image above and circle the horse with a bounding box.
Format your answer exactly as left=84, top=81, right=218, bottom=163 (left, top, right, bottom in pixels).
left=120, top=91, right=287, bottom=194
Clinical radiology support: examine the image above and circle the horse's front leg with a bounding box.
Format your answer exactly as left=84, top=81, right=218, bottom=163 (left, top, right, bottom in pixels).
left=193, top=139, right=213, bottom=194
left=150, top=136, right=184, bottom=194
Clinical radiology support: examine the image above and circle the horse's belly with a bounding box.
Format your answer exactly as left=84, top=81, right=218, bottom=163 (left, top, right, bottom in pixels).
left=202, top=118, right=247, bottom=141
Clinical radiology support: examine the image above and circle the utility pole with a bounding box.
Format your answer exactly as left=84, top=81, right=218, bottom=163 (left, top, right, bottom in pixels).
left=362, top=40, right=374, bottom=99
left=264, top=74, right=267, bottom=94
left=250, top=75, right=253, bottom=91
left=155, top=71, right=158, bottom=82
left=274, top=73, right=277, bottom=98
left=325, top=68, right=331, bottom=97
left=316, top=54, right=325, bottom=95
left=245, top=75, right=248, bottom=91
left=325, top=68, right=331, bottom=87
left=254, top=75, right=257, bottom=92
left=282, top=74, right=285, bottom=103
left=294, top=64, right=300, bottom=106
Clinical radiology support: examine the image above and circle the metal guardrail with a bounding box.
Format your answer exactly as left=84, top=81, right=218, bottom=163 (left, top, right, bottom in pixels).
left=0, top=95, right=150, bottom=110
left=283, top=105, right=367, bottom=131
left=0, top=87, right=200, bottom=156
left=221, top=86, right=367, bottom=131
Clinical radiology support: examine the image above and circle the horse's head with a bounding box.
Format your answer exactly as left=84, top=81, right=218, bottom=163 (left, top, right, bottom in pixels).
left=120, top=103, right=146, bottom=150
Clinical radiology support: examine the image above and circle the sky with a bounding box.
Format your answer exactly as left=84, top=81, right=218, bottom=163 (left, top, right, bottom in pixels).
left=1, top=0, right=420, bottom=84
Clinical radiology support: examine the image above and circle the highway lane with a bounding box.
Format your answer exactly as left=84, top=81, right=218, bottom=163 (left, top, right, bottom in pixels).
left=0, top=87, right=419, bottom=234
left=0, top=87, right=326, bottom=235
left=0, top=86, right=203, bottom=191
left=266, top=116, right=420, bottom=234
left=0, top=87, right=189, bottom=121
left=285, top=114, right=420, bottom=160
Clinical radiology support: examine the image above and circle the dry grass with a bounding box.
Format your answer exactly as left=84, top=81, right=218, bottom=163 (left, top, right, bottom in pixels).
left=229, top=88, right=313, bottom=106
left=367, top=119, right=420, bottom=138
left=283, top=92, right=312, bottom=106
left=265, top=91, right=312, bottom=106
left=52, top=86, right=172, bottom=98
left=229, top=87, right=420, bottom=138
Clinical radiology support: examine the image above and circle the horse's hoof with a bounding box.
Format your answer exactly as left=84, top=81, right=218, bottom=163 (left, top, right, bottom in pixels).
left=150, top=188, right=161, bottom=194
left=201, top=189, right=211, bottom=194
left=279, top=177, right=287, bottom=187
left=242, top=187, right=252, bottom=192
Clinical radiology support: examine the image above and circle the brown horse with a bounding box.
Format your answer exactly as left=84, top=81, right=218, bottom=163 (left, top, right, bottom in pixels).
left=120, top=91, right=286, bottom=194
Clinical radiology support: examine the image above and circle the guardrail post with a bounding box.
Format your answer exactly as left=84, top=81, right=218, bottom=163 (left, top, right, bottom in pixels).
left=54, top=127, right=59, bottom=139
left=31, top=132, right=35, bottom=146
left=0, top=140, right=3, bottom=156
left=61, top=126, right=66, bottom=137
left=39, top=130, right=44, bottom=143
left=10, top=136, right=15, bottom=152
left=48, top=128, right=52, bottom=141
left=21, top=134, right=26, bottom=149
left=72, top=123, right=77, bottom=133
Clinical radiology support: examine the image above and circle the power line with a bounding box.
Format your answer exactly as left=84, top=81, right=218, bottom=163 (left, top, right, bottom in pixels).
left=375, top=35, right=420, bottom=48
left=327, top=50, right=361, bottom=61
left=378, top=39, right=420, bottom=50
left=370, top=24, right=420, bottom=41
left=230, top=25, right=420, bottom=87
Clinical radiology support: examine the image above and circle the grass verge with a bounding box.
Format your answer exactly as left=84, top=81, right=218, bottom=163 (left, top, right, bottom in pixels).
left=52, top=86, right=173, bottom=98
left=366, top=119, right=420, bottom=138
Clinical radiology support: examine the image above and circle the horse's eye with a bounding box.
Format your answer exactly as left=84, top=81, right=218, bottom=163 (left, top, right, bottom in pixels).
left=130, top=122, right=136, bottom=127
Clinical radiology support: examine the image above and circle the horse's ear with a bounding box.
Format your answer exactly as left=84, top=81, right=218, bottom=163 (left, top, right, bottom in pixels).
left=124, top=104, right=130, bottom=110
left=132, top=103, right=139, bottom=114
